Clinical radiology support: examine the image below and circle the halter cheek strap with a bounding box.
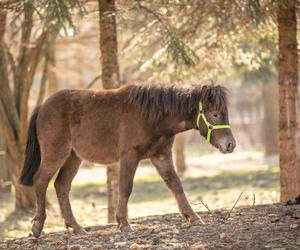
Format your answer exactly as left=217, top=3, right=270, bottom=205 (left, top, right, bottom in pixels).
left=196, top=101, right=230, bottom=143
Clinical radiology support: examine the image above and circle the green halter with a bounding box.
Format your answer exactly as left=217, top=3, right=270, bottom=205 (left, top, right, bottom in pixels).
left=196, top=101, right=230, bottom=143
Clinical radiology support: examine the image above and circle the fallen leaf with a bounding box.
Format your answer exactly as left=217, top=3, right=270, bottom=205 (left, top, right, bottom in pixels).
left=92, top=230, right=112, bottom=237
left=69, top=245, right=81, bottom=250
left=290, top=224, right=298, bottom=229
left=219, top=232, right=227, bottom=240
left=129, top=243, right=142, bottom=250
left=115, top=242, right=127, bottom=248
left=190, top=243, right=206, bottom=250
left=270, top=217, right=280, bottom=223
left=268, top=214, right=278, bottom=217
left=52, top=239, right=64, bottom=245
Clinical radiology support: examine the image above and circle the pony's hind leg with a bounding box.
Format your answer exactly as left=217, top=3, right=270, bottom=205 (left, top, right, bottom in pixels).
left=54, top=151, right=85, bottom=234
left=32, top=155, right=69, bottom=237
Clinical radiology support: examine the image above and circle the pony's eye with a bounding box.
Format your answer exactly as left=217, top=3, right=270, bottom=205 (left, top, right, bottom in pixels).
left=212, top=112, right=219, bottom=118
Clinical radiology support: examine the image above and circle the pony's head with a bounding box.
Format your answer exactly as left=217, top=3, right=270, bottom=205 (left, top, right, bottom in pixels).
left=196, top=85, right=236, bottom=154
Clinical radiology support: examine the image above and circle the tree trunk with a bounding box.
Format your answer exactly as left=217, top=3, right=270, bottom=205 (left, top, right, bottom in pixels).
left=277, top=0, right=300, bottom=201
left=0, top=134, right=11, bottom=192
left=174, top=133, right=187, bottom=175
left=98, top=0, right=120, bottom=223
left=262, top=83, right=279, bottom=157
left=106, top=164, right=119, bottom=222
left=47, top=44, right=58, bottom=95
left=36, top=50, right=49, bottom=106
left=0, top=7, right=47, bottom=210
left=13, top=171, right=35, bottom=209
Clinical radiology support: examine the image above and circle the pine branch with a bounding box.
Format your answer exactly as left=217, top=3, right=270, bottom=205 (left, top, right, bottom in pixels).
left=137, top=2, right=198, bottom=67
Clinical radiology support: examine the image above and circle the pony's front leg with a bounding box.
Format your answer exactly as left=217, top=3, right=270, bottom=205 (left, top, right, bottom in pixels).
left=151, top=152, right=204, bottom=225
left=116, top=151, right=139, bottom=233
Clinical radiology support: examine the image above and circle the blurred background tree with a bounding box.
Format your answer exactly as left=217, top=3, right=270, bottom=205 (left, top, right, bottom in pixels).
left=98, top=0, right=120, bottom=223
left=0, top=0, right=84, bottom=209
left=277, top=0, right=299, bottom=201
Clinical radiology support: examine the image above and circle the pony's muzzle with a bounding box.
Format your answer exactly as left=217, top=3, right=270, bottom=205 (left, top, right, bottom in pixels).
left=218, top=138, right=236, bottom=154
left=226, top=140, right=236, bottom=153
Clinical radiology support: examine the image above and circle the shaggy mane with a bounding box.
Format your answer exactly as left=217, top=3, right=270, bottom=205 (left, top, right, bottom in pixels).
left=128, top=84, right=228, bottom=122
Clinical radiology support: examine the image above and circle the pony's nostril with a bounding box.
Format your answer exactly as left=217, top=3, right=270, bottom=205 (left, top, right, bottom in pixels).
left=227, top=142, right=233, bottom=151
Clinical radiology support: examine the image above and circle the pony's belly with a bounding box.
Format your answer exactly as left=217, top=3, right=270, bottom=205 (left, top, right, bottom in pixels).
left=72, top=139, right=119, bottom=164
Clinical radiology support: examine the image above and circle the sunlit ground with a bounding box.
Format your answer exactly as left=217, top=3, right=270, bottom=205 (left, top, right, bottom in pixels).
left=0, top=145, right=279, bottom=240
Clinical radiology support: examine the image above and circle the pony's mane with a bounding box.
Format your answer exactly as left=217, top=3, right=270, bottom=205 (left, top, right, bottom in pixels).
left=128, top=84, right=228, bottom=122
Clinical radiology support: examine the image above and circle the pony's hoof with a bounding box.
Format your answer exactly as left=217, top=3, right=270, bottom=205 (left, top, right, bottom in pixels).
left=191, top=217, right=205, bottom=226
left=32, top=224, right=43, bottom=238
left=120, top=224, right=133, bottom=234
left=74, top=227, right=88, bottom=235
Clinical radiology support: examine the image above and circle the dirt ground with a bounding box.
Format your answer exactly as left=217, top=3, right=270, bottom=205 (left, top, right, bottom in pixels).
left=1, top=203, right=299, bottom=250
left=1, top=150, right=281, bottom=240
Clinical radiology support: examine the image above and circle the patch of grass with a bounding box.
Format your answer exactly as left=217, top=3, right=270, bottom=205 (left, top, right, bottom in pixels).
left=129, top=169, right=278, bottom=203
left=0, top=167, right=279, bottom=240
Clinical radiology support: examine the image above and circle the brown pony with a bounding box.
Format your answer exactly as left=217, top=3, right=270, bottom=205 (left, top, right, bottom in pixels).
left=20, top=83, right=235, bottom=237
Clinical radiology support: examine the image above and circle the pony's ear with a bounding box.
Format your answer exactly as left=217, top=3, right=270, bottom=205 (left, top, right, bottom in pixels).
left=200, top=85, right=212, bottom=110
left=201, top=85, right=228, bottom=111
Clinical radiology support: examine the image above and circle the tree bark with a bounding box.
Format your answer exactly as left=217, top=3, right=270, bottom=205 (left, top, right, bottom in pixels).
left=262, top=83, right=278, bottom=157
left=174, top=133, right=187, bottom=175
left=47, top=44, right=58, bottom=96
left=106, top=165, right=119, bottom=222
left=36, top=51, right=49, bottom=106
left=12, top=171, right=35, bottom=209
left=98, top=0, right=120, bottom=223
left=0, top=134, right=11, bottom=192
left=277, top=0, right=300, bottom=201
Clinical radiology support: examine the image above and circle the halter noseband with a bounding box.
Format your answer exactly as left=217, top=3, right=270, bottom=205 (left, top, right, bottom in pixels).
left=196, top=101, right=230, bottom=143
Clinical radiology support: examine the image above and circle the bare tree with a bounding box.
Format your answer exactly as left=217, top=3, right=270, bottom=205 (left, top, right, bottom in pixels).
left=47, top=44, right=58, bottom=95
left=0, top=133, right=11, bottom=192
left=98, top=0, right=120, bottom=222
left=277, top=0, right=299, bottom=201
left=0, top=8, right=48, bottom=209
left=174, top=133, right=187, bottom=175
left=0, top=0, right=83, bottom=209
left=262, top=83, right=278, bottom=158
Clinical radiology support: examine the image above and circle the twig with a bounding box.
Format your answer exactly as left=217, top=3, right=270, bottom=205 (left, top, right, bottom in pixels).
left=91, top=202, right=107, bottom=209
left=137, top=2, right=173, bottom=36
left=225, top=192, right=243, bottom=220
left=86, top=74, right=101, bottom=89
left=192, top=200, right=212, bottom=214
left=252, top=193, right=255, bottom=207
left=200, top=200, right=212, bottom=214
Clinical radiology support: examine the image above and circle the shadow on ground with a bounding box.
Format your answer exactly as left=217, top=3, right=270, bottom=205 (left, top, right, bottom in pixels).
left=0, top=210, right=34, bottom=240
left=70, top=169, right=278, bottom=202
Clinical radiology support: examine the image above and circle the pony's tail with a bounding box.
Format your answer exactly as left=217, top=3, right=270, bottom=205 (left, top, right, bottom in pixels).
left=19, top=106, right=41, bottom=186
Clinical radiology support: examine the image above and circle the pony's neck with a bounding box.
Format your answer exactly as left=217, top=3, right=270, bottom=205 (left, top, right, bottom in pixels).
left=157, top=110, right=197, bottom=137
left=174, top=111, right=197, bottom=133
